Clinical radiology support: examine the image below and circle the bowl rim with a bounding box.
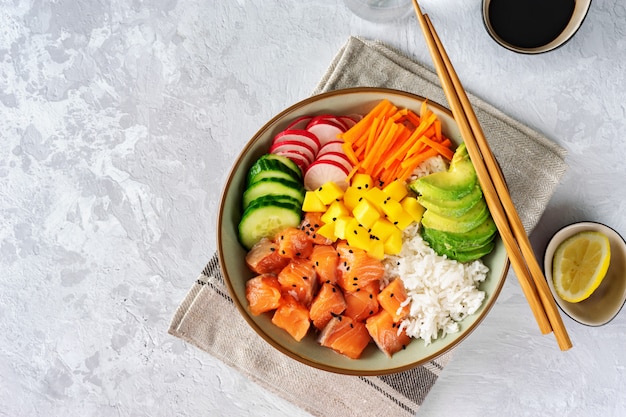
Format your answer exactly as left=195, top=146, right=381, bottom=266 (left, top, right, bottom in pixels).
left=217, top=87, right=510, bottom=375
left=543, top=220, right=626, bottom=327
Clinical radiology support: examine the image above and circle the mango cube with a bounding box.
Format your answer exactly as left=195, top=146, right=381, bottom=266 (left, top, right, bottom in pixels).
left=364, top=187, right=387, bottom=208
left=315, top=181, right=345, bottom=205
left=316, top=222, right=336, bottom=241
left=370, top=218, right=397, bottom=241
left=382, top=179, right=409, bottom=201
left=345, top=218, right=372, bottom=251
left=384, top=228, right=403, bottom=255
left=367, top=239, right=385, bottom=260
left=351, top=173, right=374, bottom=191
left=333, top=216, right=353, bottom=240
left=380, top=198, right=404, bottom=220
left=352, top=198, right=381, bottom=228
left=302, top=191, right=327, bottom=212
left=401, top=196, right=425, bottom=223
left=342, top=186, right=367, bottom=211
left=321, top=200, right=350, bottom=224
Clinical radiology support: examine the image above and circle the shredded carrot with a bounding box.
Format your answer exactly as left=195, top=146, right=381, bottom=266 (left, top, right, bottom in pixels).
left=340, top=99, right=455, bottom=186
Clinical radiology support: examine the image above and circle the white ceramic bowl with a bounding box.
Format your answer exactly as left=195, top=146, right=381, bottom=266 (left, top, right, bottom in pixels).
left=217, top=87, right=510, bottom=375
left=544, top=221, right=626, bottom=326
left=482, top=0, right=593, bottom=54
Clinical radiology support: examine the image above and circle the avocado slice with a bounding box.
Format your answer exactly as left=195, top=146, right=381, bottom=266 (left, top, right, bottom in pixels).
left=409, top=143, right=477, bottom=200
left=424, top=236, right=496, bottom=263
left=422, top=217, right=497, bottom=251
left=421, top=198, right=490, bottom=234
left=418, top=183, right=483, bottom=217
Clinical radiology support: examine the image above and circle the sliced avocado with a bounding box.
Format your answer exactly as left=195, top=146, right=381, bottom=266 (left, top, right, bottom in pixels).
left=425, top=236, right=495, bottom=263
left=421, top=198, right=490, bottom=234
left=409, top=143, right=477, bottom=200
left=418, top=183, right=483, bottom=217
left=422, top=217, right=497, bottom=251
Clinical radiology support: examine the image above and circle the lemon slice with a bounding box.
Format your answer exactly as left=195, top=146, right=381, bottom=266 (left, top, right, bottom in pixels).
left=552, top=231, right=611, bottom=303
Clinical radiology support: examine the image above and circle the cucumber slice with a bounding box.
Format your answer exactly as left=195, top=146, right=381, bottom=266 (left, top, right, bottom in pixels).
left=242, top=177, right=304, bottom=210
left=238, top=199, right=302, bottom=249
left=247, top=157, right=301, bottom=185
left=262, top=154, right=303, bottom=179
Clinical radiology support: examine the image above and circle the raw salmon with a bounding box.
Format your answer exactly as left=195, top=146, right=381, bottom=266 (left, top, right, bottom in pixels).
left=272, top=293, right=311, bottom=342
left=277, top=258, right=317, bottom=307
left=344, top=283, right=380, bottom=322
left=309, top=244, right=339, bottom=285
left=318, top=315, right=372, bottom=359
left=336, top=241, right=385, bottom=292
left=245, top=237, right=290, bottom=275
left=365, top=309, right=412, bottom=357
left=299, top=212, right=333, bottom=245
left=309, top=283, right=347, bottom=330
left=377, top=277, right=410, bottom=322
left=245, top=274, right=283, bottom=316
left=275, top=227, right=314, bottom=259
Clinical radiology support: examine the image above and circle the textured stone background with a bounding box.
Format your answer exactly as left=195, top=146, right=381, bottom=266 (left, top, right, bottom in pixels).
left=1, top=0, right=625, bottom=416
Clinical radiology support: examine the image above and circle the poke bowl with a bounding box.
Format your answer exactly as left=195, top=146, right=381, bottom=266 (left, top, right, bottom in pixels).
left=217, top=87, right=509, bottom=375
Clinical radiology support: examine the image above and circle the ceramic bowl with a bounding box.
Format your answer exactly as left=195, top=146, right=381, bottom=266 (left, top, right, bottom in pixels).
left=482, top=0, right=592, bottom=54
left=217, top=87, right=510, bottom=375
left=544, top=222, right=626, bottom=326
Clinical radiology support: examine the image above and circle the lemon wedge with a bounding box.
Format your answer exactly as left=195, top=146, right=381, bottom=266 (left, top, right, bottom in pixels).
left=552, top=231, right=611, bottom=303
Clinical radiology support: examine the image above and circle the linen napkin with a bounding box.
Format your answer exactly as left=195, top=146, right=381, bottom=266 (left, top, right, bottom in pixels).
left=169, top=36, right=568, bottom=417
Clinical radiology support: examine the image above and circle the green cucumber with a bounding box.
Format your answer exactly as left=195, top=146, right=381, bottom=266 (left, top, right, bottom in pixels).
left=238, top=199, right=302, bottom=249
left=260, top=154, right=302, bottom=179
left=247, top=157, right=301, bottom=185
left=242, top=177, right=304, bottom=210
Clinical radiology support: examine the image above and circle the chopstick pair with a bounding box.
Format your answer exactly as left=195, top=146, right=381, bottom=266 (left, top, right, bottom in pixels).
left=411, top=0, right=572, bottom=351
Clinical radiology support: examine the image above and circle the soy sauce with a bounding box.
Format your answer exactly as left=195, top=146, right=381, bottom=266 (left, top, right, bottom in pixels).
left=487, top=0, right=576, bottom=48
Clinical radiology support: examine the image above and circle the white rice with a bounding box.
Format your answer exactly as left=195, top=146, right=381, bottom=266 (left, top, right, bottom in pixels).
left=382, top=223, right=489, bottom=346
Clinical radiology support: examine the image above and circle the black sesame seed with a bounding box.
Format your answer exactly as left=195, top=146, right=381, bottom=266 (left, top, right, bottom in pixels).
left=369, top=310, right=374, bottom=315
left=349, top=323, right=354, bottom=328
left=292, top=284, right=297, bottom=287
left=369, top=294, right=373, bottom=299
left=270, top=247, right=275, bottom=252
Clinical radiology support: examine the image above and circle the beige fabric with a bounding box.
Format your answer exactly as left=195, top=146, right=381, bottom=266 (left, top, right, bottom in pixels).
left=169, top=37, right=568, bottom=417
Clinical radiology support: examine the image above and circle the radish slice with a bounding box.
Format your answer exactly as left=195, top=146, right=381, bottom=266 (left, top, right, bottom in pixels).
left=304, top=160, right=349, bottom=191
left=317, top=141, right=346, bottom=157
left=316, top=152, right=352, bottom=173
left=307, top=114, right=350, bottom=131
left=339, top=115, right=360, bottom=129
left=269, top=140, right=315, bottom=164
left=307, top=121, right=345, bottom=147
left=273, top=129, right=321, bottom=155
left=286, top=115, right=313, bottom=131
left=275, top=151, right=309, bottom=174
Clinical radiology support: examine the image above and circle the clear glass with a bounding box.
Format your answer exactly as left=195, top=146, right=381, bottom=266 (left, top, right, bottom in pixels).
left=344, top=0, right=414, bottom=23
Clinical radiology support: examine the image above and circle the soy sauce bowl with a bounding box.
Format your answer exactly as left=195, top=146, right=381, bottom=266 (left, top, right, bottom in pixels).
left=544, top=222, right=626, bottom=327
left=482, top=0, right=593, bottom=54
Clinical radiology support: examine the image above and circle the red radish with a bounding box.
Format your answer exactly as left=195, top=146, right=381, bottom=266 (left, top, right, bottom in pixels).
left=275, top=151, right=309, bottom=173
left=339, top=115, right=361, bottom=129
left=269, top=140, right=316, bottom=164
left=316, top=152, right=352, bottom=174
left=317, top=141, right=346, bottom=157
left=286, top=115, right=313, bottom=130
left=304, top=159, right=350, bottom=191
left=273, top=130, right=321, bottom=155
left=307, top=121, right=346, bottom=147
left=307, top=114, right=350, bottom=131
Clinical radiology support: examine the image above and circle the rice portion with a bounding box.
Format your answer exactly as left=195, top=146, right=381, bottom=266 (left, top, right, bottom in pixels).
left=383, top=223, right=489, bottom=346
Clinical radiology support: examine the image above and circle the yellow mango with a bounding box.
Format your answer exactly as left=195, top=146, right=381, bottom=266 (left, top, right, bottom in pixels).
left=302, top=191, right=327, bottom=212
left=345, top=218, right=372, bottom=251
left=382, top=179, right=409, bottom=201
left=351, top=173, right=374, bottom=191
left=364, top=187, right=387, bottom=208
left=321, top=200, right=350, bottom=224
left=370, top=218, right=397, bottom=241
left=352, top=198, right=381, bottom=228
left=315, top=181, right=345, bottom=205
left=380, top=198, right=404, bottom=220
left=333, top=216, right=353, bottom=240
left=316, top=222, right=336, bottom=241
left=384, top=228, right=403, bottom=255
left=368, top=239, right=386, bottom=260
left=401, top=196, right=425, bottom=223
left=342, top=186, right=367, bottom=211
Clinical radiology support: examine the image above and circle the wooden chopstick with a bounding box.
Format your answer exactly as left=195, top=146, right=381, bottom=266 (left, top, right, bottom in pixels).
left=411, top=0, right=572, bottom=350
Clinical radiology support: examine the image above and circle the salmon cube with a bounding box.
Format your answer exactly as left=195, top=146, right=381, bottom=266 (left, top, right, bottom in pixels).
left=299, top=212, right=333, bottom=245
left=365, top=309, right=412, bottom=357
left=318, top=315, right=371, bottom=359
left=309, top=283, right=347, bottom=330
left=310, top=244, right=339, bottom=285
left=336, top=241, right=384, bottom=292
left=344, top=284, right=380, bottom=322
left=275, top=227, right=314, bottom=259
left=245, top=274, right=282, bottom=316
left=377, top=278, right=410, bottom=322
left=277, top=258, right=317, bottom=307
left=245, top=238, right=290, bottom=275
left=272, top=293, right=311, bottom=342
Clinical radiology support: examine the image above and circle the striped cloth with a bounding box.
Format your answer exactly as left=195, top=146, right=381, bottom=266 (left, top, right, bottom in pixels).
left=169, top=37, right=567, bottom=416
